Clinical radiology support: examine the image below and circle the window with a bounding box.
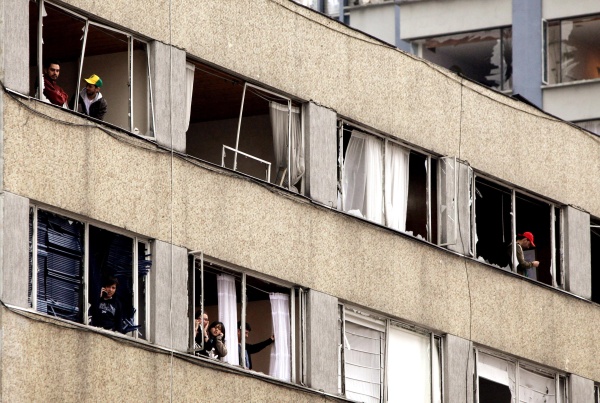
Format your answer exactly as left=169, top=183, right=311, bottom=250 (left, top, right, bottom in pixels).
left=189, top=254, right=302, bottom=382
left=475, top=349, right=568, bottom=403
left=414, top=28, right=513, bottom=91
left=591, top=217, right=600, bottom=304
left=473, top=175, right=563, bottom=288
left=339, top=306, right=442, bottom=403
left=29, top=1, right=155, bottom=134
left=575, top=120, right=600, bottom=136
left=546, top=15, right=600, bottom=84
left=29, top=207, right=152, bottom=339
left=338, top=122, right=438, bottom=242
left=594, top=384, right=599, bottom=403
left=185, top=61, right=305, bottom=192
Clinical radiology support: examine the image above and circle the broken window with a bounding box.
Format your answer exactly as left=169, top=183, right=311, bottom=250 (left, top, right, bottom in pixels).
left=574, top=120, right=600, bottom=136
left=29, top=0, right=155, bottom=134
left=595, top=384, right=600, bottom=403
left=591, top=217, right=600, bottom=304
left=546, top=15, right=600, bottom=84
left=473, top=175, right=563, bottom=288
left=415, top=28, right=513, bottom=91
left=29, top=207, right=152, bottom=339
left=475, top=349, right=567, bottom=403
left=339, top=306, right=442, bottom=403
left=185, top=61, right=305, bottom=192
left=189, top=254, right=301, bottom=382
left=337, top=122, right=438, bottom=241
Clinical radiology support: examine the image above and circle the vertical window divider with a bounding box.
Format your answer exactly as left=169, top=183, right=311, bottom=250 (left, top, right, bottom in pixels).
left=473, top=347, right=479, bottom=403
left=31, top=206, right=39, bottom=311
left=515, top=361, right=521, bottom=401
left=511, top=189, right=517, bottom=273
left=426, top=155, right=432, bottom=243
left=338, top=122, right=344, bottom=210
left=290, top=286, right=296, bottom=382
left=200, top=252, right=204, bottom=351
left=550, top=206, right=557, bottom=288
left=37, top=1, right=46, bottom=103
left=383, top=319, right=390, bottom=403
left=132, top=237, right=139, bottom=337
left=128, top=35, right=134, bottom=131
left=74, top=20, right=90, bottom=114
left=383, top=139, right=388, bottom=225
left=146, top=47, right=157, bottom=137
left=287, top=99, right=292, bottom=190
left=241, top=272, right=247, bottom=368
left=83, top=222, right=90, bottom=325
left=340, top=303, right=347, bottom=395
left=430, top=332, right=435, bottom=403
left=233, top=83, right=248, bottom=172
left=555, top=374, right=560, bottom=403
left=500, top=28, right=505, bottom=91
left=300, top=288, right=307, bottom=385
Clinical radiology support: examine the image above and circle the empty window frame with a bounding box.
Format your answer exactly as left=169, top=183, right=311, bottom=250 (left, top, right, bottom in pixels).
left=185, top=61, right=305, bottom=192
left=188, top=254, right=302, bottom=383
left=337, top=121, right=438, bottom=242
left=574, top=120, right=600, bottom=136
left=595, top=384, right=600, bottom=403
left=546, top=15, right=600, bottom=85
left=591, top=217, right=600, bottom=304
left=29, top=0, right=155, bottom=134
left=414, top=28, right=513, bottom=91
left=338, top=306, right=442, bottom=403
left=29, top=206, right=152, bottom=339
left=472, top=175, right=563, bottom=288
left=475, top=349, right=568, bottom=403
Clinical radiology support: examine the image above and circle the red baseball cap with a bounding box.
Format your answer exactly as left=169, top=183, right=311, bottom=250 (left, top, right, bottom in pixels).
left=519, top=232, right=535, bottom=247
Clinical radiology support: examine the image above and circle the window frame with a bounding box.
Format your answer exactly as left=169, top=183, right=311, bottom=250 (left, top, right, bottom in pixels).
left=339, top=303, right=443, bottom=403
left=29, top=204, right=152, bottom=340
left=33, top=0, right=156, bottom=136
left=188, top=252, right=303, bottom=383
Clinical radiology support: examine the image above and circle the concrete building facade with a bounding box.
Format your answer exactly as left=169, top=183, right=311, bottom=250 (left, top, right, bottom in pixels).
left=0, top=0, right=599, bottom=401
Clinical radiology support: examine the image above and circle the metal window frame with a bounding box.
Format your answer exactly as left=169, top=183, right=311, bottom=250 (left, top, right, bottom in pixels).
left=437, top=156, right=458, bottom=247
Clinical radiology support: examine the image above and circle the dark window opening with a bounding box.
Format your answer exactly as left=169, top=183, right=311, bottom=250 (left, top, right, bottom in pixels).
left=478, top=377, right=512, bottom=403
left=186, top=61, right=304, bottom=191
left=591, top=218, right=600, bottom=303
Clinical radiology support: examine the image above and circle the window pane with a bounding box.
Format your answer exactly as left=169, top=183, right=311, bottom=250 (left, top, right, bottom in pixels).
left=132, top=40, right=151, bottom=135
left=137, top=241, right=151, bottom=339
left=387, top=326, right=431, bottom=403
left=576, top=119, right=600, bottom=136
left=477, top=352, right=516, bottom=403
left=546, top=22, right=561, bottom=85
left=518, top=367, right=556, bottom=403
left=560, top=16, right=600, bottom=83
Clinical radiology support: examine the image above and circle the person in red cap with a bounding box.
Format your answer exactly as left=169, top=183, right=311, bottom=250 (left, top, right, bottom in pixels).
left=508, top=231, right=539, bottom=276
left=70, top=74, right=107, bottom=120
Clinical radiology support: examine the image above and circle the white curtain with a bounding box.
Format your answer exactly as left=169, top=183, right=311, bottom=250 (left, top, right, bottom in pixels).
left=217, top=274, right=239, bottom=365
left=385, top=142, right=410, bottom=231
left=269, top=102, right=305, bottom=187
left=342, top=130, right=384, bottom=224
left=518, top=367, right=556, bottom=403
left=344, top=320, right=384, bottom=403
left=387, top=326, right=432, bottom=403
left=268, top=293, right=291, bottom=381
left=478, top=352, right=516, bottom=403
left=184, top=62, right=195, bottom=131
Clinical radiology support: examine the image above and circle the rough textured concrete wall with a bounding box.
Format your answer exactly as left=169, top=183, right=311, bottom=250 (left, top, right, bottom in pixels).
left=564, top=207, right=592, bottom=299
left=306, top=290, right=338, bottom=394
left=56, top=0, right=600, bottom=217
left=149, top=42, right=186, bottom=153
left=0, top=306, right=345, bottom=403
left=3, top=97, right=600, bottom=381
left=569, top=374, right=595, bottom=403
left=443, top=334, right=473, bottom=403
left=304, top=102, right=337, bottom=207
left=0, top=192, right=29, bottom=307
left=151, top=241, right=188, bottom=351
left=0, top=0, right=29, bottom=93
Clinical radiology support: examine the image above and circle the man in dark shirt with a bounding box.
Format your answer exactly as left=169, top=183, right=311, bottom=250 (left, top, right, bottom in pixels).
left=42, top=59, right=69, bottom=106
left=70, top=74, right=108, bottom=120
left=238, top=321, right=274, bottom=369
left=90, top=276, right=124, bottom=333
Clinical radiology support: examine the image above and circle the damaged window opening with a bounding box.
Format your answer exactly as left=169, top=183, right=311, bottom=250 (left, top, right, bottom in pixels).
left=594, top=384, right=600, bottom=403
left=591, top=217, right=600, bottom=304
left=29, top=0, right=155, bottom=135
left=546, top=15, right=600, bottom=85
left=29, top=206, right=152, bottom=339
left=414, top=28, right=513, bottom=91
left=337, top=122, right=438, bottom=242
left=473, top=176, right=562, bottom=288
left=188, top=254, right=302, bottom=383
left=338, top=305, right=442, bottom=403
left=185, top=61, right=305, bottom=192
left=475, top=349, right=568, bottom=403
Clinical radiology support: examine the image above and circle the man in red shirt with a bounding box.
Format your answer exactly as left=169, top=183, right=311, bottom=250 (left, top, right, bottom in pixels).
left=42, top=59, right=69, bottom=106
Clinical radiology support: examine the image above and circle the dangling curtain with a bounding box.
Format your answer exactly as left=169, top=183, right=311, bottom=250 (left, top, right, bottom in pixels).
left=385, top=142, right=410, bottom=231
left=184, top=62, right=195, bottom=131
left=217, top=274, right=239, bottom=365
left=342, top=130, right=383, bottom=224
left=268, top=293, right=291, bottom=381
left=269, top=102, right=305, bottom=187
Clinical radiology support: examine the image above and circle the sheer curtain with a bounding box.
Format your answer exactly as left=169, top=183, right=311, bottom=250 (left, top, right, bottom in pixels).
left=217, top=274, right=239, bottom=365
left=342, top=130, right=383, bottom=224
left=269, top=293, right=291, bottom=381
left=185, top=62, right=195, bottom=131
left=385, top=142, right=410, bottom=231
left=269, top=102, right=305, bottom=187
left=387, top=326, right=432, bottom=403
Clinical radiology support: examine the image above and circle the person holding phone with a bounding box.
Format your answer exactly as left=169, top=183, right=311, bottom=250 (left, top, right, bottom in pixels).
left=90, top=276, right=125, bottom=333
left=197, top=321, right=227, bottom=359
